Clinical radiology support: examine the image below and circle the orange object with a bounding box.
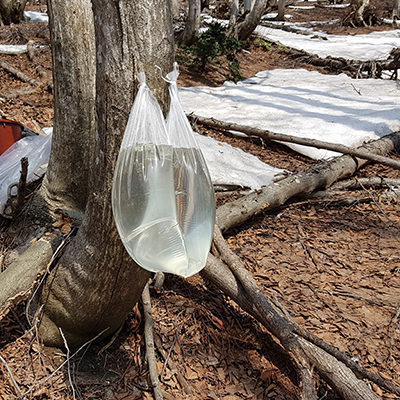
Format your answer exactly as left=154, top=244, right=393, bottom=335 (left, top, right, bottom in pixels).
left=0, top=119, right=24, bottom=156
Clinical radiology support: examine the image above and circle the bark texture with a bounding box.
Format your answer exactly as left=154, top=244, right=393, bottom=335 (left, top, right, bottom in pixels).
left=0, top=0, right=27, bottom=25
left=42, top=0, right=96, bottom=215
left=178, top=0, right=201, bottom=46
left=228, top=0, right=270, bottom=41
left=36, top=0, right=175, bottom=348
left=393, top=0, right=400, bottom=19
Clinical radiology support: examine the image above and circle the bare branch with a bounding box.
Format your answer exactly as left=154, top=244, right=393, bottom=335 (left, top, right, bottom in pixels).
left=142, top=281, right=163, bottom=400
left=190, top=114, right=400, bottom=170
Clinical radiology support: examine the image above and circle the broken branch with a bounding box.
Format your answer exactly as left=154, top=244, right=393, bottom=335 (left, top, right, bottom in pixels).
left=216, top=131, right=400, bottom=231
left=142, top=281, right=163, bottom=400
left=190, top=114, right=400, bottom=170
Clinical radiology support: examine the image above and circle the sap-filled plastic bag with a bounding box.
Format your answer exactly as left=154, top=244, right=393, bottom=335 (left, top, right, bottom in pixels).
left=112, top=70, right=215, bottom=278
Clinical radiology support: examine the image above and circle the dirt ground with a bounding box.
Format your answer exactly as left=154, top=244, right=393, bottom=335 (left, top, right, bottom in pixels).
left=1, top=1, right=400, bottom=399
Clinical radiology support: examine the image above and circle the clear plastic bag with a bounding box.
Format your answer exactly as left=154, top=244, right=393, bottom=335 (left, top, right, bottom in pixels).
left=112, top=68, right=215, bottom=278
left=0, top=132, right=52, bottom=214
left=165, top=63, right=215, bottom=276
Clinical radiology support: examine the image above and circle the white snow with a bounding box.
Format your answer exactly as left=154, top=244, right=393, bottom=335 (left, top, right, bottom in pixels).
left=0, top=44, right=27, bottom=55
left=288, top=6, right=315, bottom=10
left=195, top=134, right=284, bottom=189
left=24, top=11, right=49, bottom=23
left=256, top=25, right=400, bottom=61
left=321, top=3, right=350, bottom=8
left=179, top=70, right=400, bottom=161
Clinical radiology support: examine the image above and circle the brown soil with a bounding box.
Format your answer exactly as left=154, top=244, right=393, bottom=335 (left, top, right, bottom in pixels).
left=1, top=2, right=400, bottom=400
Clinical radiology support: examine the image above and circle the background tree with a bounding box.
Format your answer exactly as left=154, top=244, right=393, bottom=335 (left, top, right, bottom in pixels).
left=0, top=0, right=27, bottom=25
left=275, top=0, right=286, bottom=21
left=345, top=0, right=374, bottom=26
left=228, top=0, right=271, bottom=40
left=393, top=0, right=400, bottom=19
left=177, top=0, right=201, bottom=46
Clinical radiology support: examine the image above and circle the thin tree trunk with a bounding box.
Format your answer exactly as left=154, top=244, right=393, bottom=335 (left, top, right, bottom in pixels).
left=275, top=0, right=285, bottom=20
left=42, top=0, right=96, bottom=215
left=228, top=0, right=269, bottom=41
left=229, top=0, right=239, bottom=27
left=0, top=0, right=27, bottom=25
left=393, top=0, right=400, bottom=19
left=177, top=0, right=201, bottom=46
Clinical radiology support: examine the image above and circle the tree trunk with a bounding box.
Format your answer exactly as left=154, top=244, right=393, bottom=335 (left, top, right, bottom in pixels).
left=177, top=0, right=201, bottom=46
left=275, top=0, right=285, bottom=20
left=33, top=0, right=175, bottom=349
left=0, top=0, right=27, bottom=25
left=393, top=0, right=400, bottom=19
left=346, top=0, right=371, bottom=26
left=228, top=0, right=270, bottom=41
left=41, top=0, right=96, bottom=216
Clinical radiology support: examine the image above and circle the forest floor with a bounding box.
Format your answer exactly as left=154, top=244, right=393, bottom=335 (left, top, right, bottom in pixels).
left=0, top=1, right=400, bottom=399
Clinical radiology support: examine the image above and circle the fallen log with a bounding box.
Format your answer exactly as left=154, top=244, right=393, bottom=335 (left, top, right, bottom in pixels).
left=190, top=115, right=400, bottom=170
left=0, top=87, right=37, bottom=100
left=0, top=60, right=40, bottom=87
left=216, top=131, right=400, bottom=231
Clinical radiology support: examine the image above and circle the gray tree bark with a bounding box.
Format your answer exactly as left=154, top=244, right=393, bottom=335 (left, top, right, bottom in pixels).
left=0, top=0, right=27, bottom=25
left=32, top=0, right=175, bottom=348
left=393, top=0, right=400, bottom=19
left=41, top=0, right=96, bottom=216
left=228, top=0, right=271, bottom=41
left=177, top=0, right=201, bottom=46
left=275, top=0, right=286, bottom=21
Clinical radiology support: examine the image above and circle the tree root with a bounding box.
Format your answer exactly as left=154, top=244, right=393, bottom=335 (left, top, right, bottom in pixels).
left=0, top=231, right=62, bottom=320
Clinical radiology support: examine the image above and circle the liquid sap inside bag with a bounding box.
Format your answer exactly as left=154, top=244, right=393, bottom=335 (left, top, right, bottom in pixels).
left=112, top=69, right=215, bottom=278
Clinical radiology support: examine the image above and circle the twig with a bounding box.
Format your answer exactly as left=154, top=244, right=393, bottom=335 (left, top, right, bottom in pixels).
left=189, top=114, right=400, bottom=170
left=154, top=333, right=192, bottom=395
left=332, top=177, right=400, bottom=191
left=357, top=180, right=400, bottom=230
left=16, top=328, right=109, bottom=399
left=59, top=328, right=76, bottom=400
left=12, top=157, right=29, bottom=218
left=97, top=324, right=123, bottom=357
left=142, top=281, right=163, bottom=400
left=0, top=354, right=23, bottom=396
